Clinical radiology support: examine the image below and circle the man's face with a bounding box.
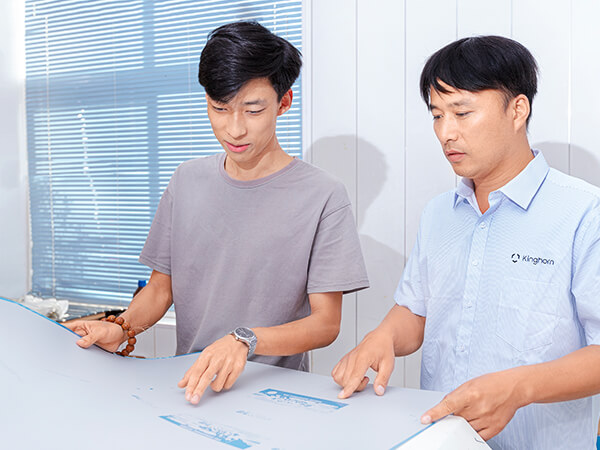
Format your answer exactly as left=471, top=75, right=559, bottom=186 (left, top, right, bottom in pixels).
left=429, top=82, right=519, bottom=185
left=206, top=78, right=290, bottom=166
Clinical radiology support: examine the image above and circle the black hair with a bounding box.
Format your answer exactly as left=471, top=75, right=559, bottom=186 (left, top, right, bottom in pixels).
left=198, top=21, right=302, bottom=103
left=420, top=35, right=538, bottom=125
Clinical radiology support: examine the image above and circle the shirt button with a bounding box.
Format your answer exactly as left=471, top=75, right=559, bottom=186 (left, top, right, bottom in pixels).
left=465, top=301, right=472, bottom=308
left=479, top=222, right=486, bottom=229
left=458, top=345, right=465, bottom=352
left=472, top=260, right=479, bottom=266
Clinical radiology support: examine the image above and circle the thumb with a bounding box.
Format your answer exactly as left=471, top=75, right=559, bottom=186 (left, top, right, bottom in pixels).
left=421, top=395, right=457, bottom=424
left=373, top=356, right=394, bottom=396
left=76, top=331, right=99, bottom=348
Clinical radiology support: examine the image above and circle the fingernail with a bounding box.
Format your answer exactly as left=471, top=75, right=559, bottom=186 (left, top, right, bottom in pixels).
left=185, top=392, right=190, bottom=401
left=337, top=390, right=346, bottom=399
left=191, top=395, right=199, bottom=404
left=421, top=415, right=432, bottom=424
left=375, top=385, right=385, bottom=395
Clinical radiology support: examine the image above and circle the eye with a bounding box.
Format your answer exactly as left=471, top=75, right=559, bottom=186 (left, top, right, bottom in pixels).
left=456, top=111, right=471, bottom=118
left=211, top=105, right=226, bottom=112
left=432, top=114, right=442, bottom=121
left=248, top=108, right=266, bottom=115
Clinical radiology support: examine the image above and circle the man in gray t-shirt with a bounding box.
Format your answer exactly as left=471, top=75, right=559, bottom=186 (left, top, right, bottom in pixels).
left=140, top=151, right=369, bottom=372
left=68, top=21, right=369, bottom=405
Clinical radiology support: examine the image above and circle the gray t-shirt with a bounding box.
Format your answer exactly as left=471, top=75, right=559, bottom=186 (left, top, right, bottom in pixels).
left=139, top=153, right=369, bottom=370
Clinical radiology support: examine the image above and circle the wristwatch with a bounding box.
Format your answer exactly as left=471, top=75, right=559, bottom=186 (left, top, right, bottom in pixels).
left=230, top=327, right=257, bottom=358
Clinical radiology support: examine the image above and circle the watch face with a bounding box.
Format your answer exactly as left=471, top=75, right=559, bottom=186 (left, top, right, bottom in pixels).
left=235, top=327, right=254, bottom=340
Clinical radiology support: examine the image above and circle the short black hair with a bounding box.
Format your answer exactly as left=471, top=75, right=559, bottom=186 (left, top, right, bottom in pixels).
left=198, top=21, right=302, bottom=103
left=420, top=35, right=538, bottom=125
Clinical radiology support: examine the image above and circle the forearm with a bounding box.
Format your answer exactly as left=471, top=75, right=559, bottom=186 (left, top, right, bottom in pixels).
left=370, top=304, right=425, bottom=357
left=120, top=270, right=173, bottom=337
left=253, top=292, right=342, bottom=356
left=517, top=344, right=600, bottom=406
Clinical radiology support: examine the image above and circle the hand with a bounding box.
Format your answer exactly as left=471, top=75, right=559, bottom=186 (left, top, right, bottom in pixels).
left=178, top=334, right=249, bottom=405
left=331, top=331, right=395, bottom=399
left=65, top=320, right=126, bottom=353
left=421, top=369, right=527, bottom=440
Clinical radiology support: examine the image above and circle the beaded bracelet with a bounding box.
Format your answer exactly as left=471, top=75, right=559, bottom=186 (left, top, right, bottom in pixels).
left=101, top=315, right=138, bottom=357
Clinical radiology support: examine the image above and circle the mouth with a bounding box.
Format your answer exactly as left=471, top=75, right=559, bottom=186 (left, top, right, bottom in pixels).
left=445, top=150, right=465, bottom=163
left=225, top=141, right=250, bottom=153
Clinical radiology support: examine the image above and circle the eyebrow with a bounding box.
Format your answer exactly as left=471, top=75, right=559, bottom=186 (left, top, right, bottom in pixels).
left=430, top=99, right=472, bottom=110
left=243, top=99, right=267, bottom=106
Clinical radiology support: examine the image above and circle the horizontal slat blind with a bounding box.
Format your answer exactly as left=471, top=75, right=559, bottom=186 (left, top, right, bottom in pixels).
left=26, top=0, right=303, bottom=306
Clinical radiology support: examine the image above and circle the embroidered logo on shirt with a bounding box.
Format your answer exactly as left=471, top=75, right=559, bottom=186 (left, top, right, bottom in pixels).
left=511, top=253, right=554, bottom=266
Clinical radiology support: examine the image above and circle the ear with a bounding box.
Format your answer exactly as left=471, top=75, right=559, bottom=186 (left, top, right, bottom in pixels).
left=511, top=94, right=530, bottom=132
left=277, top=89, right=293, bottom=116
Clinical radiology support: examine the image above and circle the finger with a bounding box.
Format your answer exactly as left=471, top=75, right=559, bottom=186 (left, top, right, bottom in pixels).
left=466, top=417, right=486, bottom=433
left=189, top=369, right=217, bottom=404
left=477, top=427, right=498, bottom=441
left=355, top=376, right=369, bottom=392
left=222, top=362, right=245, bottom=391
left=373, top=356, right=394, bottom=396
left=179, top=355, right=209, bottom=389
left=421, top=394, right=460, bottom=424
left=76, top=330, right=99, bottom=348
left=211, top=362, right=233, bottom=393
left=331, top=356, right=348, bottom=386
left=338, top=367, right=370, bottom=399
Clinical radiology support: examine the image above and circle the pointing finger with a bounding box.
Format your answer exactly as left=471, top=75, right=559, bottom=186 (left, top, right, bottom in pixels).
left=421, top=394, right=460, bottom=424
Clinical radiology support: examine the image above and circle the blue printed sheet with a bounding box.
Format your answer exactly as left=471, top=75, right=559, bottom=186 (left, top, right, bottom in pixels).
left=0, top=297, right=447, bottom=449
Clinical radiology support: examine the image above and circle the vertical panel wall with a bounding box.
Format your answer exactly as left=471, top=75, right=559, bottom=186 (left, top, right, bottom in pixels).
left=0, top=0, right=29, bottom=299
left=308, top=0, right=358, bottom=376
left=308, top=0, right=600, bottom=391
left=355, top=0, right=406, bottom=388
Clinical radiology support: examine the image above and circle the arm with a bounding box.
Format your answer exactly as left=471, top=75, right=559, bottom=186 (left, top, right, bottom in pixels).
left=422, top=344, right=600, bottom=440
left=253, top=291, right=342, bottom=355
left=66, top=270, right=172, bottom=352
left=178, top=291, right=343, bottom=404
left=332, top=304, right=425, bottom=399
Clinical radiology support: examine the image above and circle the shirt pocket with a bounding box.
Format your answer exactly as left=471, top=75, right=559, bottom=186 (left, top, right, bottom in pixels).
left=495, top=277, right=559, bottom=352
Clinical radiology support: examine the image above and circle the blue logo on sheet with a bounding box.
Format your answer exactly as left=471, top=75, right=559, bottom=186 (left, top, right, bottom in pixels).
left=254, top=388, right=348, bottom=413
left=160, top=414, right=260, bottom=449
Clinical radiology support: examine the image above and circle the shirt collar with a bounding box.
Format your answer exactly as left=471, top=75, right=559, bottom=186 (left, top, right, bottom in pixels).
left=453, top=149, right=550, bottom=210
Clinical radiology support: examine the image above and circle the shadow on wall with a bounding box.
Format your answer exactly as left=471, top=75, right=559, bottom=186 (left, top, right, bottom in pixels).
left=307, top=136, right=405, bottom=331
left=534, top=142, right=600, bottom=188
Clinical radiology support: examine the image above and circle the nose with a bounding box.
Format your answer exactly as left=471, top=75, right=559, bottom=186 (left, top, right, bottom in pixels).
left=434, top=116, right=459, bottom=145
left=227, top=112, right=247, bottom=140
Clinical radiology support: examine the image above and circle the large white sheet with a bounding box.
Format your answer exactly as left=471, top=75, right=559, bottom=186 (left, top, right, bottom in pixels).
left=0, top=297, right=486, bottom=449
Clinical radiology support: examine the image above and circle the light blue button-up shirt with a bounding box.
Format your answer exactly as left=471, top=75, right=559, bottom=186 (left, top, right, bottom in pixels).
left=395, top=150, right=600, bottom=450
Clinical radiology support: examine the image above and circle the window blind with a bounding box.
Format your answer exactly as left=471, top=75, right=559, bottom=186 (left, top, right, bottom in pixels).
left=25, top=0, right=303, bottom=306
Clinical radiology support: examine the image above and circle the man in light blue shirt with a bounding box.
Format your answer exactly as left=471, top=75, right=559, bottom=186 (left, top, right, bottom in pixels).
left=332, top=36, right=600, bottom=449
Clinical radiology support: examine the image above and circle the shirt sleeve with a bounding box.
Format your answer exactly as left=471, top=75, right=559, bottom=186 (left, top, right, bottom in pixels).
left=394, top=211, right=427, bottom=317
left=138, top=186, right=173, bottom=276
left=571, top=205, right=600, bottom=346
left=306, top=188, right=369, bottom=295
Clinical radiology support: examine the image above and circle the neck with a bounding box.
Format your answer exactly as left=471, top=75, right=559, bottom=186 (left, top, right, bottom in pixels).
left=474, top=143, right=533, bottom=213
left=225, top=139, right=293, bottom=181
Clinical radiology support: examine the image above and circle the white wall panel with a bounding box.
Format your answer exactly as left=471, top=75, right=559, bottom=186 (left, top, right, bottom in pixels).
left=356, top=0, right=406, bottom=388
left=457, top=0, right=511, bottom=38
left=570, top=0, right=600, bottom=186
left=0, top=0, right=28, bottom=299
left=513, top=0, right=571, bottom=172
left=309, top=0, right=359, bottom=377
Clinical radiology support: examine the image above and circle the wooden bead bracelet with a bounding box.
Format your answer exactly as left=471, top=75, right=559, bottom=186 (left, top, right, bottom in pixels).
left=101, top=315, right=138, bottom=357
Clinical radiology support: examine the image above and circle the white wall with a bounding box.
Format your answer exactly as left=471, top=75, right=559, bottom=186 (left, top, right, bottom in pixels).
left=308, top=0, right=600, bottom=388
left=0, top=0, right=28, bottom=299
